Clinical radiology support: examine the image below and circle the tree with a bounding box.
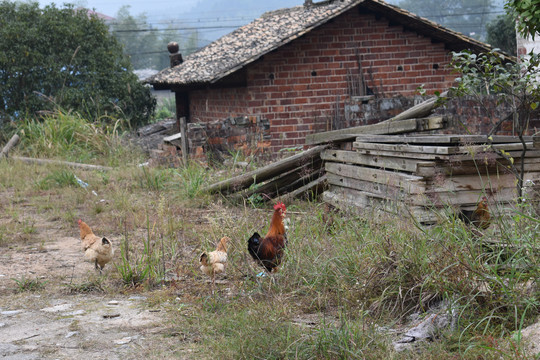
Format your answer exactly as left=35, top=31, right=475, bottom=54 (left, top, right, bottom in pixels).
left=111, top=7, right=200, bottom=71
left=0, top=1, right=155, bottom=127
left=486, top=13, right=517, bottom=56
left=505, top=0, right=540, bottom=40
left=449, top=50, right=540, bottom=198
left=110, top=6, right=161, bottom=70
left=397, top=0, right=496, bottom=40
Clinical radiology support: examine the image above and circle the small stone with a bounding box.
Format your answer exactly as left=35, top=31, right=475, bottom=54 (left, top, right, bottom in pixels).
left=65, top=331, right=79, bottom=338
left=1, top=310, right=22, bottom=317
left=107, top=300, right=119, bottom=306
left=65, top=310, right=85, bottom=316
left=103, top=313, right=120, bottom=319
left=41, top=304, right=72, bottom=313
left=114, top=337, right=132, bottom=345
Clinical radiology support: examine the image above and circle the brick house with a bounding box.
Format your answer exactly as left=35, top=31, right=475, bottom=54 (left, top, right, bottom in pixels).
left=147, top=0, right=509, bottom=157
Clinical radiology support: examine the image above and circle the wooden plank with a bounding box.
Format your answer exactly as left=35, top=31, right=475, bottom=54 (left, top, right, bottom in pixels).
left=354, top=141, right=459, bottom=155
left=322, top=149, right=436, bottom=173
left=354, top=146, right=540, bottom=162
left=305, top=116, right=445, bottom=145
left=458, top=142, right=534, bottom=153
left=231, top=159, right=322, bottom=201
left=327, top=172, right=412, bottom=197
left=323, top=188, right=439, bottom=223
left=353, top=141, right=537, bottom=156
left=353, top=134, right=533, bottom=144
left=427, top=173, right=518, bottom=193
left=416, top=161, right=540, bottom=177
left=327, top=172, right=518, bottom=206
left=179, top=117, right=188, bottom=164
left=325, top=162, right=426, bottom=193
left=276, top=174, right=327, bottom=203
left=203, top=145, right=327, bottom=194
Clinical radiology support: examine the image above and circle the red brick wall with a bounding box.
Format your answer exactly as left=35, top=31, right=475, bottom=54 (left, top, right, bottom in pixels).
left=189, top=7, right=458, bottom=154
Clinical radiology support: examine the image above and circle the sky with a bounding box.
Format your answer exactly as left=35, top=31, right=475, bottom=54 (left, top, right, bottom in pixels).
left=33, top=0, right=307, bottom=49
left=38, top=0, right=200, bottom=19
left=36, top=0, right=304, bottom=25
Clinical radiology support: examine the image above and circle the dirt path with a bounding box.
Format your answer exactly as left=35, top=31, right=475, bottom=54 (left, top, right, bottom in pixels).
left=0, top=217, right=179, bottom=359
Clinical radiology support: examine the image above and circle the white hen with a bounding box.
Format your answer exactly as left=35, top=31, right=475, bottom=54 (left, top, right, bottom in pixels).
left=78, top=219, right=114, bottom=273
left=199, top=236, right=230, bottom=288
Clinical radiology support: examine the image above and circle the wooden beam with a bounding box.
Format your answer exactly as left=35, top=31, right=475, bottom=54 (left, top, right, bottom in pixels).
left=203, top=145, right=327, bottom=194
left=416, top=160, right=540, bottom=177
left=354, top=141, right=536, bottom=155
left=353, top=134, right=534, bottom=144
left=231, top=159, right=322, bottom=200
left=276, top=174, right=327, bottom=203
left=305, top=116, right=445, bottom=145
left=322, top=188, right=439, bottom=223
left=322, top=149, right=436, bottom=173
left=354, top=141, right=458, bottom=155
left=354, top=144, right=540, bottom=162
left=179, top=117, right=188, bottom=164
left=325, top=162, right=426, bottom=193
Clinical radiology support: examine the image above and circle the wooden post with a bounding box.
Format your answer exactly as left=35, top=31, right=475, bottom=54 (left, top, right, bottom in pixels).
left=1, top=133, right=20, bottom=158
left=179, top=117, right=188, bottom=164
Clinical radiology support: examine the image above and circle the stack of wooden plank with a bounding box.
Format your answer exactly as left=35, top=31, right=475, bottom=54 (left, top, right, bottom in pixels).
left=323, top=134, right=540, bottom=223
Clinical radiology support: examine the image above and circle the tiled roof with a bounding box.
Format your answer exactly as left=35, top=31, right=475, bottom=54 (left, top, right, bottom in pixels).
left=146, top=0, right=509, bottom=88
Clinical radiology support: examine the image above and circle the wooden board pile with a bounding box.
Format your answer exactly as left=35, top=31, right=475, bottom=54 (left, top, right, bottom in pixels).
left=322, top=134, right=540, bottom=223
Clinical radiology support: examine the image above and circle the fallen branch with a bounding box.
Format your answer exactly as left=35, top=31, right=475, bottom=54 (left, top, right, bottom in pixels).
left=11, top=156, right=113, bottom=171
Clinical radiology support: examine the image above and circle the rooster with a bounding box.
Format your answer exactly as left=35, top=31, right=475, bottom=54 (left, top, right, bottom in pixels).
left=457, top=196, right=491, bottom=230
left=78, top=219, right=114, bottom=273
left=248, top=202, right=287, bottom=273
left=199, top=236, right=230, bottom=288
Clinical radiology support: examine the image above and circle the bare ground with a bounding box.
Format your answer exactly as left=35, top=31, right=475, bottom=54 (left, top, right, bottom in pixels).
left=0, top=210, right=193, bottom=359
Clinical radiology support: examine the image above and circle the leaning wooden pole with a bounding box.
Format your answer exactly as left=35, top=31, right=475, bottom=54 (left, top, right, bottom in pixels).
left=11, top=156, right=113, bottom=171
left=203, top=145, right=328, bottom=194
left=306, top=92, right=448, bottom=145
left=1, top=134, right=20, bottom=158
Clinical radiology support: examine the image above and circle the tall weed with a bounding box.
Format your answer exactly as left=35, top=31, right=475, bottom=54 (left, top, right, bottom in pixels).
left=17, top=109, right=142, bottom=166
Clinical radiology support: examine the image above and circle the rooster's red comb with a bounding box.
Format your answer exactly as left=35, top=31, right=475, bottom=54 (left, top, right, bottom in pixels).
left=274, top=202, right=286, bottom=211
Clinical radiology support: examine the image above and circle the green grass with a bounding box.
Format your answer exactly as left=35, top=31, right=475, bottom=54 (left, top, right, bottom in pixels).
left=12, top=276, right=47, bottom=292
left=16, top=108, right=144, bottom=166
